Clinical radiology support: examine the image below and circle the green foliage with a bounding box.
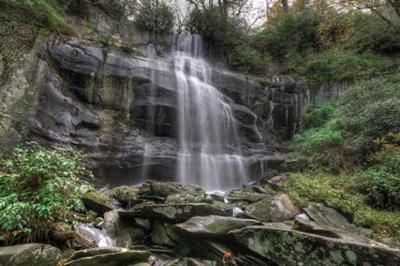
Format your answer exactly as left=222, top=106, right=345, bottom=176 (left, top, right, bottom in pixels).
left=230, top=45, right=273, bottom=74
left=134, top=1, right=175, bottom=35
left=344, top=12, right=400, bottom=52
left=253, top=9, right=322, bottom=61
left=186, top=7, right=244, bottom=48
left=299, top=48, right=393, bottom=82
left=0, top=143, right=92, bottom=243
left=2, top=0, right=72, bottom=34
left=284, top=172, right=400, bottom=242
left=337, top=76, right=400, bottom=156
left=360, top=152, right=400, bottom=209
left=292, top=119, right=344, bottom=154
left=292, top=74, right=400, bottom=165
left=304, top=101, right=336, bottom=128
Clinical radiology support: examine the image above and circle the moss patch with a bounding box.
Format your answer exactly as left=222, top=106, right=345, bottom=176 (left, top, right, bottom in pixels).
left=0, top=0, right=73, bottom=34
left=83, top=191, right=113, bottom=204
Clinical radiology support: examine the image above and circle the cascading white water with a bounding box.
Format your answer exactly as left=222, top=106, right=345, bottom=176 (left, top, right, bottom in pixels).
left=172, top=35, right=249, bottom=191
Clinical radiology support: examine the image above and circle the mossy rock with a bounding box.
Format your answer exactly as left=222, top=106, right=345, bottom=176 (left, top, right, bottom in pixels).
left=113, top=186, right=140, bottom=203
left=82, top=191, right=120, bottom=216
left=0, top=244, right=61, bottom=266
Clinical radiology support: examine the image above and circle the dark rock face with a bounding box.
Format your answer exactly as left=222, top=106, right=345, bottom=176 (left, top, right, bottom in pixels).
left=0, top=35, right=322, bottom=185
left=19, top=38, right=301, bottom=185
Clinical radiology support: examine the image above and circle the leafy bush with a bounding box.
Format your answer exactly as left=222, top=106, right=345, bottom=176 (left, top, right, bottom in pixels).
left=358, top=133, right=400, bottom=209
left=293, top=120, right=343, bottom=153
left=337, top=76, right=400, bottom=155
left=300, top=48, right=393, bottom=82
left=134, top=1, right=175, bottom=35
left=252, top=8, right=322, bottom=61
left=230, top=45, right=273, bottom=74
left=0, top=143, right=92, bottom=243
left=292, top=74, right=400, bottom=166
left=304, top=101, right=336, bottom=128
left=360, top=153, right=400, bottom=209
left=186, top=6, right=245, bottom=51
left=343, top=12, right=400, bottom=52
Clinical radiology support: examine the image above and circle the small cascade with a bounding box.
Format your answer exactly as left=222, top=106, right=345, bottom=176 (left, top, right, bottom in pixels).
left=77, top=224, right=116, bottom=248
left=171, top=35, right=251, bottom=191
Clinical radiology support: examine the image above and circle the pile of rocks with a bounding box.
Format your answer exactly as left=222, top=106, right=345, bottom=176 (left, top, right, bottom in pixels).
left=75, top=180, right=400, bottom=265
left=2, top=179, right=399, bottom=265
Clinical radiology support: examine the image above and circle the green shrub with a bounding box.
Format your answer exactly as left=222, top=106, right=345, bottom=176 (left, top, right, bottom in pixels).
left=360, top=152, right=400, bottom=209
left=252, top=8, right=322, bottom=61
left=292, top=119, right=344, bottom=154
left=0, top=143, right=92, bottom=243
left=344, top=12, right=400, bottom=52
left=186, top=6, right=245, bottom=49
left=230, top=45, right=273, bottom=74
left=292, top=74, right=400, bottom=165
left=338, top=76, right=400, bottom=156
left=134, top=1, right=175, bottom=35
left=301, top=48, right=393, bottom=82
left=304, top=101, right=336, bottom=128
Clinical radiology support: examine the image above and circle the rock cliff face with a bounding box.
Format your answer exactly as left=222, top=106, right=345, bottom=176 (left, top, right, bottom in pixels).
left=0, top=2, right=341, bottom=185
left=27, top=38, right=290, bottom=184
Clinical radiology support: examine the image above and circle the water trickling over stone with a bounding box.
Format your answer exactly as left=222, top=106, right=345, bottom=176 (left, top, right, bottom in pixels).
left=171, top=35, right=253, bottom=191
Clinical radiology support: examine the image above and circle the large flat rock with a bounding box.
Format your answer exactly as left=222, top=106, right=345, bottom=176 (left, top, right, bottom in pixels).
left=0, top=244, right=61, bottom=266
left=229, top=225, right=400, bottom=266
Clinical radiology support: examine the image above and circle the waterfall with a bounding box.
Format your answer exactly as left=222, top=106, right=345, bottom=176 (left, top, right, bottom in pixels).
left=171, top=35, right=249, bottom=191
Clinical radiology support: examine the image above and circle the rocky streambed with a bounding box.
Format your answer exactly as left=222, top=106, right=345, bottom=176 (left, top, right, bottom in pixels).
left=3, top=178, right=399, bottom=266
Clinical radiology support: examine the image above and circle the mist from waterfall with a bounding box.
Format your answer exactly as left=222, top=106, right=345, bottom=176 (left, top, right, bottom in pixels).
left=171, top=35, right=249, bottom=191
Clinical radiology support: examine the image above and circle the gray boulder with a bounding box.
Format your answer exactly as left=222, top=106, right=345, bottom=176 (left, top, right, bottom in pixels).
left=245, top=194, right=300, bottom=222
left=82, top=191, right=120, bottom=216
left=304, top=203, right=357, bottom=232
left=151, top=221, right=179, bottom=247
left=227, top=186, right=276, bottom=205
left=0, top=244, right=61, bottom=266
left=267, top=174, right=291, bottom=190
left=112, top=186, right=141, bottom=204
left=102, top=210, right=145, bottom=248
